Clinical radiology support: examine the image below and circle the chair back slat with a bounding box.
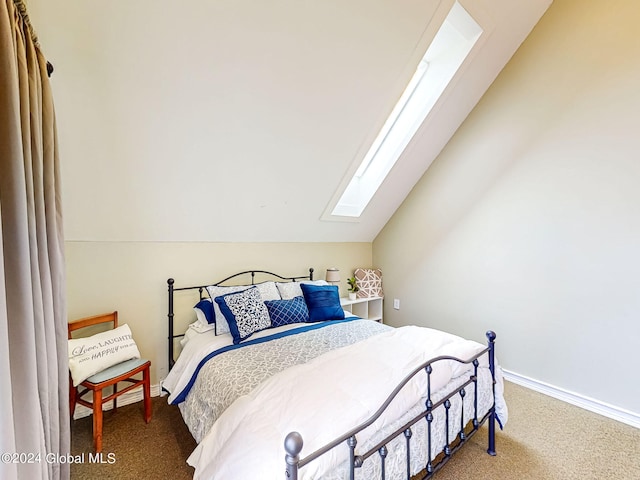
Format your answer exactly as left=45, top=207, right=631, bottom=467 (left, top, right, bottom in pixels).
left=68, top=311, right=118, bottom=339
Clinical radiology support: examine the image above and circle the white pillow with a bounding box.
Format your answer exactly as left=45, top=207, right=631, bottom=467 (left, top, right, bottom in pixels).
left=206, top=281, right=280, bottom=334
left=194, top=307, right=208, bottom=327
left=68, top=324, right=141, bottom=387
left=181, top=321, right=215, bottom=347
left=276, top=280, right=328, bottom=300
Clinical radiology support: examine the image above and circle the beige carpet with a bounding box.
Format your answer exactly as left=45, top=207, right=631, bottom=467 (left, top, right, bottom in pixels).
left=70, top=381, right=640, bottom=479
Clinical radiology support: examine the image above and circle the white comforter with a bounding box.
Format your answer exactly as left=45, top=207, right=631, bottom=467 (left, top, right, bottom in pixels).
left=186, top=325, right=506, bottom=480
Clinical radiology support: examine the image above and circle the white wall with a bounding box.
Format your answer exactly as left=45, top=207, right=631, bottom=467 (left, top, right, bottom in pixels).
left=374, top=0, right=640, bottom=415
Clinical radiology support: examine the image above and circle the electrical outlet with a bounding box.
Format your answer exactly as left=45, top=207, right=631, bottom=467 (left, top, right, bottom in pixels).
left=393, top=298, right=400, bottom=310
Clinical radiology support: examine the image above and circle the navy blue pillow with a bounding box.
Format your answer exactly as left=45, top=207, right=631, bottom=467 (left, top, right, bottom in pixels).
left=300, top=283, right=345, bottom=322
left=194, top=299, right=215, bottom=324
left=264, top=297, right=310, bottom=327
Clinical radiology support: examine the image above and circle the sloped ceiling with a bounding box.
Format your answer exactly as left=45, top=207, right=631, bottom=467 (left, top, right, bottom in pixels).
left=30, top=0, right=551, bottom=242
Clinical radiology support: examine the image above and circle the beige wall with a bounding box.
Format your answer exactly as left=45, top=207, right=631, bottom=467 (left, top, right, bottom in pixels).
left=66, top=241, right=372, bottom=383
left=374, top=0, right=640, bottom=415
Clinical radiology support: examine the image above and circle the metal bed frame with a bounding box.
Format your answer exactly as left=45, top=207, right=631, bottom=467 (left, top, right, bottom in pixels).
left=166, top=268, right=498, bottom=480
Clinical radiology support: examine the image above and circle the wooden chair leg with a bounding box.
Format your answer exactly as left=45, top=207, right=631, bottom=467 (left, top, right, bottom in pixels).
left=69, top=382, right=77, bottom=420
left=113, top=383, right=118, bottom=412
left=143, top=365, right=152, bottom=423
left=93, top=388, right=103, bottom=453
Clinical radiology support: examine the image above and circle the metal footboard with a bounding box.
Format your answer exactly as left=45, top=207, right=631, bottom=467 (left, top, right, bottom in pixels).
left=285, top=331, right=498, bottom=480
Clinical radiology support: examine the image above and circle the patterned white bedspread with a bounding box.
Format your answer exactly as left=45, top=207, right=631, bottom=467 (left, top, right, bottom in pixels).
left=171, top=319, right=391, bottom=442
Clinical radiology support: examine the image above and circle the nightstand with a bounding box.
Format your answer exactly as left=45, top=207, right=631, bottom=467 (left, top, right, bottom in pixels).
left=340, top=296, right=383, bottom=323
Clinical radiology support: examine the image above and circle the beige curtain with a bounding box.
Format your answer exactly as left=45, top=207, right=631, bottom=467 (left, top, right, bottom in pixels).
left=0, top=1, right=69, bottom=480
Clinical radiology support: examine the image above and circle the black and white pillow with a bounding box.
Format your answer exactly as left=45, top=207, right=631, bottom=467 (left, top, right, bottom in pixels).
left=214, top=286, right=271, bottom=344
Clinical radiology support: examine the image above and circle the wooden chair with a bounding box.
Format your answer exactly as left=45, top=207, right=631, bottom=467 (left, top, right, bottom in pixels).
left=68, top=311, right=151, bottom=452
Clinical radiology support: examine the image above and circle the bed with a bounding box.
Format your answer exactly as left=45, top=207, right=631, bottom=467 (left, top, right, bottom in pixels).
left=162, top=268, right=507, bottom=480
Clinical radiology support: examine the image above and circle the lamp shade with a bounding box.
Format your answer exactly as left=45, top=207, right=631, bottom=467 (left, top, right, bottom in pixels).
left=325, top=268, right=340, bottom=283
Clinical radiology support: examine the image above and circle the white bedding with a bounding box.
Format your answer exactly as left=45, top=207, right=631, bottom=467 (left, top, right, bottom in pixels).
left=173, top=324, right=507, bottom=480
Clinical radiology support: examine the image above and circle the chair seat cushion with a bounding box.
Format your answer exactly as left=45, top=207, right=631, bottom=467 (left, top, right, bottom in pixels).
left=85, top=358, right=149, bottom=384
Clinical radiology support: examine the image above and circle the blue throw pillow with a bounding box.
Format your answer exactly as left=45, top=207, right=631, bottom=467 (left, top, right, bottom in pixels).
left=300, top=283, right=345, bottom=322
left=264, top=297, right=310, bottom=327
left=214, top=286, right=271, bottom=344
left=194, top=299, right=215, bottom=324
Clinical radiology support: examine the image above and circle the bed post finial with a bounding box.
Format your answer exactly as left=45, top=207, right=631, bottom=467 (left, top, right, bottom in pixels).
left=284, top=431, right=303, bottom=480
left=309, top=267, right=314, bottom=280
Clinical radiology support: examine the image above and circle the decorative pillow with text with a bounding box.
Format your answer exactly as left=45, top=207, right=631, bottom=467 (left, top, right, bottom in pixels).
left=68, top=324, right=141, bottom=386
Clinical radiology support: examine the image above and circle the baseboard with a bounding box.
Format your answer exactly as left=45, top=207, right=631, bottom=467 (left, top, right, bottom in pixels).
left=73, top=384, right=162, bottom=420
left=502, top=369, right=640, bottom=429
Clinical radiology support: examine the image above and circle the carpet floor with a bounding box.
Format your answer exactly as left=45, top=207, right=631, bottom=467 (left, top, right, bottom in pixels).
left=70, top=381, right=640, bottom=479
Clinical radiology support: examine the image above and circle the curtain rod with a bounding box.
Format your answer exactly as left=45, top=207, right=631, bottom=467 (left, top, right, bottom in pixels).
left=13, top=0, right=54, bottom=77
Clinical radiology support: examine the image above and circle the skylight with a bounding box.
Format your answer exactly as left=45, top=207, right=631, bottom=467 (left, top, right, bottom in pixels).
left=329, top=1, right=483, bottom=218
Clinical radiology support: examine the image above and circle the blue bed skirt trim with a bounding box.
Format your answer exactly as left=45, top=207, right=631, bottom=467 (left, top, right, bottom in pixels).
left=170, top=317, right=361, bottom=404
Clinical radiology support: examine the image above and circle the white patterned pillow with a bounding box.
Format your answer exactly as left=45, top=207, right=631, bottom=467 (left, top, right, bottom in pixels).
left=276, top=280, right=328, bottom=300
left=206, top=281, right=280, bottom=335
left=354, top=268, right=383, bottom=298
left=214, top=286, right=271, bottom=344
